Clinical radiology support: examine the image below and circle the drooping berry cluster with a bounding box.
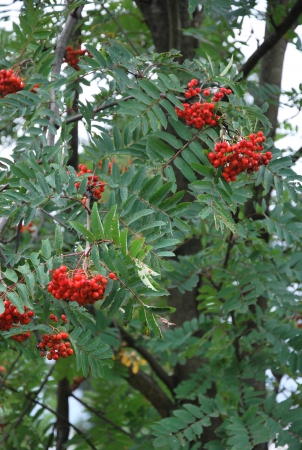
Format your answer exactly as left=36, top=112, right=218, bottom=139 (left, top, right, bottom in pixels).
left=49, top=313, right=68, bottom=324
left=0, top=300, right=34, bottom=331
left=184, top=78, right=201, bottom=98
left=30, top=83, right=39, bottom=93
left=12, top=331, right=31, bottom=342
left=20, top=221, right=34, bottom=233
left=175, top=79, right=233, bottom=130
left=176, top=101, right=219, bottom=129
left=38, top=332, right=73, bottom=360
left=208, top=132, right=272, bottom=182
left=99, top=158, right=133, bottom=175
left=48, top=265, right=112, bottom=306
left=212, top=86, right=232, bottom=102
left=74, top=164, right=105, bottom=204
left=64, top=46, right=92, bottom=71
left=0, top=69, right=24, bottom=98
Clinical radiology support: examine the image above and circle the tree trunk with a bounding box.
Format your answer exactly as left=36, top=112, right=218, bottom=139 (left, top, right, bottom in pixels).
left=56, top=377, right=70, bottom=450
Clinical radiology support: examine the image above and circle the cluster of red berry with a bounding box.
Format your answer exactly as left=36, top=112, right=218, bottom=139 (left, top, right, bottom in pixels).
left=99, top=158, right=133, bottom=175
left=30, top=83, right=39, bottom=93
left=20, top=221, right=34, bottom=233
left=74, top=164, right=105, bottom=205
left=184, top=78, right=201, bottom=98
left=12, top=331, right=31, bottom=342
left=175, top=80, right=233, bottom=130
left=208, top=132, right=272, bottom=182
left=49, top=313, right=68, bottom=324
left=0, top=300, right=34, bottom=331
left=48, top=265, right=116, bottom=306
left=211, top=86, right=233, bottom=102
left=0, top=69, right=24, bottom=98
left=38, top=332, right=73, bottom=360
left=64, top=46, right=92, bottom=71
left=175, top=101, right=219, bottom=129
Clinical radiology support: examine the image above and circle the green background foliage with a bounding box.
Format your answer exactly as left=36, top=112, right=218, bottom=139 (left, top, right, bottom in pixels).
left=0, top=0, right=302, bottom=449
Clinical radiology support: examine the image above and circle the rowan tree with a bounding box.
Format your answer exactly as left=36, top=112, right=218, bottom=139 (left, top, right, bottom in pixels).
left=0, top=1, right=302, bottom=449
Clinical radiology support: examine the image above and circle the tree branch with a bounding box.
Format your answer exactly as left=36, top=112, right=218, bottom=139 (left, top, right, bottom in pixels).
left=70, top=392, right=134, bottom=439
left=126, top=367, right=175, bottom=417
left=2, top=383, right=98, bottom=450
left=2, top=365, right=55, bottom=442
left=291, top=146, right=302, bottom=163
left=64, top=95, right=133, bottom=126
left=102, top=5, right=140, bottom=55
left=118, top=325, right=176, bottom=393
left=0, top=352, right=21, bottom=391
left=239, top=0, right=302, bottom=78
left=48, top=3, right=85, bottom=146
left=56, top=378, right=70, bottom=450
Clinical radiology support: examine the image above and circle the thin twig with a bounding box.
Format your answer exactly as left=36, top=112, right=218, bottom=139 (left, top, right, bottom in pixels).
left=118, top=325, right=176, bottom=393
left=64, top=95, right=133, bottom=126
left=39, top=208, right=78, bottom=236
left=83, top=197, right=91, bottom=271
left=70, top=392, right=134, bottom=438
left=0, top=352, right=22, bottom=391
left=0, top=232, right=17, bottom=244
left=102, top=5, right=140, bottom=55
left=2, top=365, right=55, bottom=442
left=2, top=383, right=98, bottom=450
left=48, top=4, right=85, bottom=146
left=14, top=218, right=22, bottom=254
left=0, top=184, right=9, bottom=193
left=239, top=0, right=302, bottom=78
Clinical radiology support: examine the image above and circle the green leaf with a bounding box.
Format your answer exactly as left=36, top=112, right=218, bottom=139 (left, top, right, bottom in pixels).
left=138, top=79, right=161, bottom=99
left=145, top=311, right=163, bottom=338
left=174, top=157, right=197, bottom=182
left=41, top=239, right=52, bottom=260
left=69, top=221, right=95, bottom=242
left=55, top=225, right=63, bottom=255
left=191, top=163, right=215, bottom=177
left=113, top=126, right=122, bottom=149
left=103, top=205, right=117, bottom=239
left=130, top=238, right=145, bottom=258
left=100, top=281, right=119, bottom=310
left=188, top=0, right=199, bottom=13
left=120, top=228, right=128, bottom=256
left=36, top=172, right=51, bottom=196
left=85, top=44, right=107, bottom=67
left=3, top=269, right=18, bottom=283
left=33, top=30, right=52, bottom=39
left=123, top=299, right=134, bottom=325
left=107, top=288, right=126, bottom=317
left=7, top=292, right=24, bottom=313
left=146, top=306, right=176, bottom=314
left=219, top=55, right=233, bottom=76
left=160, top=99, right=178, bottom=120
left=91, top=203, right=105, bottom=240
left=127, top=209, right=154, bottom=225
left=16, top=283, right=33, bottom=309
left=110, top=216, right=120, bottom=246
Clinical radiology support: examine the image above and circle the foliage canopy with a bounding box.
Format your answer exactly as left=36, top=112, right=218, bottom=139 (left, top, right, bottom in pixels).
left=0, top=1, right=302, bottom=449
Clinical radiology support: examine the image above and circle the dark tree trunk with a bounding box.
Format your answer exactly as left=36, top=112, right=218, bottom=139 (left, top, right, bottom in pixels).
left=56, top=377, right=70, bottom=450
left=135, top=0, right=202, bottom=62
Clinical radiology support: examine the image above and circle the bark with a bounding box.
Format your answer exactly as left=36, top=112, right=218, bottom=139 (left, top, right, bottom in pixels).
left=135, top=0, right=198, bottom=62
left=126, top=368, right=175, bottom=417
left=56, top=377, right=70, bottom=450
left=239, top=0, right=302, bottom=78
left=244, top=0, right=289, bottom=219
left=245, top=3, right=290, bottom=449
